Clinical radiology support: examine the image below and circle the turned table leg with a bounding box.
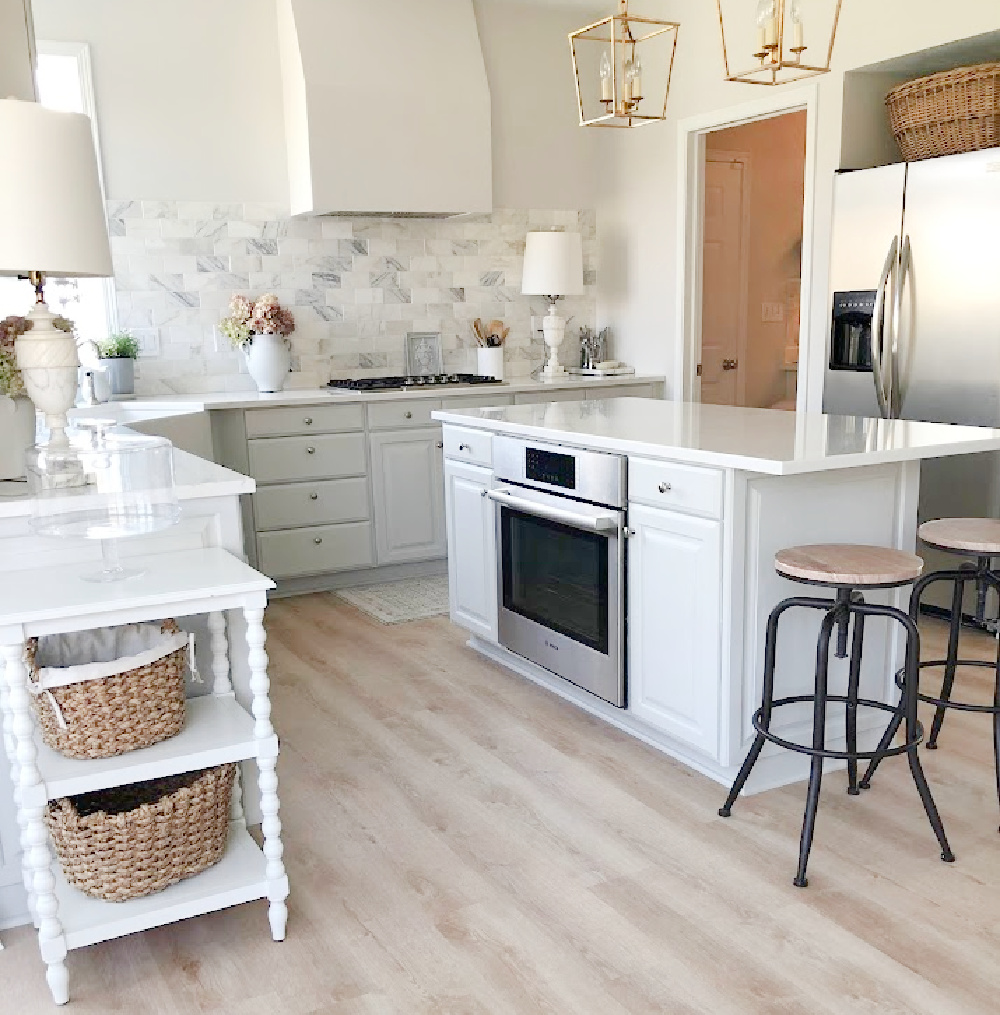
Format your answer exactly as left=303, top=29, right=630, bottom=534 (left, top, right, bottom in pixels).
left=3, top=639, right=69, bottom=1004
left=244, top=605, right=289, bottom=942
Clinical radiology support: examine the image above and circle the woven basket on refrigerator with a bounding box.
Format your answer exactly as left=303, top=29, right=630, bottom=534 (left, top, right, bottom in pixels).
left=887, top=63, right=1000, bottom=161
left=27, top=619, right=188, bottom=760
left=46, top=764, right=236, bottom=902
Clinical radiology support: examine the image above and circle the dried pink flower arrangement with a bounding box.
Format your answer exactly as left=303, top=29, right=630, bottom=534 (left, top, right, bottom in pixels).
left=220, top=293, right=295, bottom=349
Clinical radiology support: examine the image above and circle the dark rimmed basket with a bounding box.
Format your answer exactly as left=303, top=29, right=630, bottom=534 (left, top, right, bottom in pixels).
left=887, top=63, right=1000, bottom=162
left=47, top=764, right=236, bottom=902
left=27, top=619, right=187, bottom=760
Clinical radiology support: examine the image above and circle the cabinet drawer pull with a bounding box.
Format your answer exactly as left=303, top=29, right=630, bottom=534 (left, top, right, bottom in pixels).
left=304, top=416, right=313, bottom=425
left=481, top=489, right=488, bottom=498
left=313, top=536, right=323, bottom=545
left=404, top=411, right=412, bottom=419
left=459, top=443, right=472, bottom=452
left=658, top=481, right=672, bottom=493
left=306, top=446, right=316, bottom=454
left=436, top=441, right=444, bottom=449
left=309, top=492, right=319, bottom=501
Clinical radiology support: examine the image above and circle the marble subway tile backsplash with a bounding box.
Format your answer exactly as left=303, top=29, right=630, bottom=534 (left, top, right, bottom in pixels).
left=108, top=203, right=598, bottom=395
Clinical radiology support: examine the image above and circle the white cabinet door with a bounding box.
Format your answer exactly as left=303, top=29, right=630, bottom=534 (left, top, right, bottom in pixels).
left=370, top=428, right=447, bottom=565
left=628, top=503, right=722, bottom=757
left=444, top=460, right=497, bottom=642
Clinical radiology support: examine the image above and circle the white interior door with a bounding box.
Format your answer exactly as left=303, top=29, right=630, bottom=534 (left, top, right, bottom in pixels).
left=700, top=156, right=747, bottom=405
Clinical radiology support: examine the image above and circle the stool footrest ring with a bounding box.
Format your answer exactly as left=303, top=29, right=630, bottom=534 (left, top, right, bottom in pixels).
left=894, top=660, right=1000, bottom=714
left=752, top=695, right=923, bottom=760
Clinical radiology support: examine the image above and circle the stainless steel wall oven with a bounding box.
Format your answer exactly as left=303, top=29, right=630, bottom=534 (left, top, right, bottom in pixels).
left=489, top=436, right=626, bottom=707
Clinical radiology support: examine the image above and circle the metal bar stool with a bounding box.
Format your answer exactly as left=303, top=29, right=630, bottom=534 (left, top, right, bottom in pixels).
left=860, top=519, right=1000, bottom=822
left=719, top=543, right=954, bottom=887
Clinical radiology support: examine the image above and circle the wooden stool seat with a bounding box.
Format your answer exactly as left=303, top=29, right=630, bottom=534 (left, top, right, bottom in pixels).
left=918, top=518, right=1000, bottom=555
left=775, top=544, right=923, bottom=587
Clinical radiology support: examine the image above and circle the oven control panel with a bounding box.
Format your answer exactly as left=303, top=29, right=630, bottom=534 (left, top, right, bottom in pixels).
left=525, top=447, right=576, bottom=490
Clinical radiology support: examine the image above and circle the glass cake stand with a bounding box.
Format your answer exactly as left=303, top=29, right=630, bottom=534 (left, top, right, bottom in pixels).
left=26, top=421, right=182, bottom=582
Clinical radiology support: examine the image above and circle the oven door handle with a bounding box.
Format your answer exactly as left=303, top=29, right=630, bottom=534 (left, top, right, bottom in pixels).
left=487, top=488, right=621, bottom=533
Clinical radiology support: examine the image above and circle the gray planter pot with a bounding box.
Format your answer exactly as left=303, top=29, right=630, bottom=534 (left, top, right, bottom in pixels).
left=104, top=357, right=135, bottom=396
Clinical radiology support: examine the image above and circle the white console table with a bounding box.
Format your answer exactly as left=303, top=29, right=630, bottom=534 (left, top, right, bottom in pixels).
left=0, top=547, right=288, bottom=1005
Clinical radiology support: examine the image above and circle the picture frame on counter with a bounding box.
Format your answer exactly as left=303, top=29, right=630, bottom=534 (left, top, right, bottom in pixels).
left=405, top=332, right=443, bottom=377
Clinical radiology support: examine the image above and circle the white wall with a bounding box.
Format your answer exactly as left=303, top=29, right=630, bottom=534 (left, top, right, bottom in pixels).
left=473, top=0, right=606, bottom=210
left=596, top=0, right=1000, bottom=406
left=32, top=0, right=289, bottom=203
left=31, top=0, right=605, bottom=213
left=0, top=0, right=35, bottom=100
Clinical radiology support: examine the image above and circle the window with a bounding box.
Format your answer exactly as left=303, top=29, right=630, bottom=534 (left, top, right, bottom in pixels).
left=0, top=42, right=116, bottom=341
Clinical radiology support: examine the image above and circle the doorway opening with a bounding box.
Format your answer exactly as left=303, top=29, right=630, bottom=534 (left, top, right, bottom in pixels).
left=676, top=88, right=817, bottom=412
left=700, top=112, right=806, bottom=409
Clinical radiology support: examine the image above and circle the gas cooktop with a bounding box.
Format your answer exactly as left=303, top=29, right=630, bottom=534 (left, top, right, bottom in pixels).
left=327, top=373, right=503, bottom=392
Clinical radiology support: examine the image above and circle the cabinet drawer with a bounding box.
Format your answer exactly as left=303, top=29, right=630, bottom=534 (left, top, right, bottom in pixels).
left=441, top=393, right=514, bottom=410
left=367, top=399, right=442, bottom=429
left=587, top=384, right=656, bottom=400
left=258, top=522, right=374, bottom=578
left=245, top=403, right=364, bottom=437
left=629, top=458, right=724, bottom=519
left=513, top=389, right=583, bottom=405
left=443, top=426, right=492, bottom=468
left=248, top=433, right=367, bottom=484
left=253, top=478, right=370, bottom=531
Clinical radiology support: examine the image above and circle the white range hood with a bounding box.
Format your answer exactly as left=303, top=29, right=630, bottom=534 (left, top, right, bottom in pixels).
left=276, top=0, right=493, bottom=217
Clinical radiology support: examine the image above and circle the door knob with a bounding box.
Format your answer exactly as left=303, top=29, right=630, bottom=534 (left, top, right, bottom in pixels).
left=722, top=358, right=738, bottom=371
left=313, top=537, right=323, bottom=545
left=310, top=492, right=319, bottom=501
left=306, top=446, right=316, bottom=454
left=436, top=441, right=444, bottom=449
left=404, top=411, right=412, bottom=419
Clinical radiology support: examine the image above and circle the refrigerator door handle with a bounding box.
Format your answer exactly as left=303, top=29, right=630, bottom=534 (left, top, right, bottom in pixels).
left=890, top=235, right=912, bottom=419
left=871, top=235, right=898, bottom=419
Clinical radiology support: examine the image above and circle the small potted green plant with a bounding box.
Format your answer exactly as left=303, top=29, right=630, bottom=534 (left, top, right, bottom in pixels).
left=97, top=331, right=140, bottom=397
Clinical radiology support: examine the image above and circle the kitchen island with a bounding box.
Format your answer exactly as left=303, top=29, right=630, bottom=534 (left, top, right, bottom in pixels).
left=432, top=398, right=1000, bottom=794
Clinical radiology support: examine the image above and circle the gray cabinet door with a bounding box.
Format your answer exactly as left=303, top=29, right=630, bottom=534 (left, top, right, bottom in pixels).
left=369, top=428, right=447, bottom=565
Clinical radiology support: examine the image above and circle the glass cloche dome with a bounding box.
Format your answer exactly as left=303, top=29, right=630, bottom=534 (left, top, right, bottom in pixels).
left=26, top=421, right=181, bottom=582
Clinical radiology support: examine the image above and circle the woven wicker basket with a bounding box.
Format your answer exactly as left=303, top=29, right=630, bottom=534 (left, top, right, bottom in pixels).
left=887, top=63, right=1000, bottom=162
left=47, top=764, right=236, bottom=902
left=27, top=620, right=187, bottom=760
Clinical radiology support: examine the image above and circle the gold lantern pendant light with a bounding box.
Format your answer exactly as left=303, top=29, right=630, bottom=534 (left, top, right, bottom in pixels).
left=717, top=0, right=843, bottom=85
left=570, top=0, right=679, bottom=128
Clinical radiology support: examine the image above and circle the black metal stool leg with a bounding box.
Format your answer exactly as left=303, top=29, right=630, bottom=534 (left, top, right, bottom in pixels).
left=845, top=606, right=865, bottom=796
left=719, top=599, right=791, bottom=817
left=794, top=609, right=838, bottom=888
left=927, top=575, right=967, bottom=749
left=895, top=609, right=955, bottom=862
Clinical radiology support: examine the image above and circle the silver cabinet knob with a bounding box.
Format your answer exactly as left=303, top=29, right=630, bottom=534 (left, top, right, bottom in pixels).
left=459, top=443, right=471, bottom=452
left=436, top=441, right=444, bottom=449
left=304, top=416, right=313, bottom=425
left=404, top=410, right=412, bottom=419
left=309, top=492, right=319, bottom=501
left=313, top=536, right=323, bottom=545
left=306, top=446, right=316, bottom=454
left=658, top=481, right=672, bottom=493
left=481, top=489, right=487, bottom=498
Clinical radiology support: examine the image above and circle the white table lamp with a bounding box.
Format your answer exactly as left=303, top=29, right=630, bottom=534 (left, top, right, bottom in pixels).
left=0, top=98, right=112, bottom=445
left=522, top=231, right=584, bottom=377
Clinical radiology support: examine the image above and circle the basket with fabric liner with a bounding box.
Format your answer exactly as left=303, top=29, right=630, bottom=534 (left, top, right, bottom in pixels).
left=27, top=619, right=190, bottom=760
left=46, top=763, right=236, bottom=902
left=887, top=62, right=1000, bottom=162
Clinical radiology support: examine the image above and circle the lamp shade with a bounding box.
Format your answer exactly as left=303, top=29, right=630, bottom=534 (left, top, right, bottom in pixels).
left=521, top=231, right=584, bottom=297
left=0, top=99, right=112, bottom=277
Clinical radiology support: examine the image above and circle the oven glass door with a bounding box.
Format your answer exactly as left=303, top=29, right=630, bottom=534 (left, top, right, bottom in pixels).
left=494, top=487, right=624, bottom=707
left=501, top=509, right=609, bottom=654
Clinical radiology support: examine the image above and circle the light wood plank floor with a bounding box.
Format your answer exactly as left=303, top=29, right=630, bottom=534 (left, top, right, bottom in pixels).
left=8, top=596, right=1000, bottom=1013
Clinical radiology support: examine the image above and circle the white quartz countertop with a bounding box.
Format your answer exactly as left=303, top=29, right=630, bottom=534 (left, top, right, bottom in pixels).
left=79, top=375, right=662, bottom=417
left=0, top=448, right=254, bottom=518
left=432, top=399, right=1000, bottom=475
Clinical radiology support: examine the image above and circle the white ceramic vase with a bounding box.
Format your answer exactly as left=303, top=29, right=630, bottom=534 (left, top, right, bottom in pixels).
left=477, top=346, right=504, bottom=382
left=244, top=333, right=291, bottom=393
left=0, top=396, right=37, bottom=480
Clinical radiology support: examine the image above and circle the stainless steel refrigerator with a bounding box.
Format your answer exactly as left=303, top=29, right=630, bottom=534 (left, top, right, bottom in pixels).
left=823, top=147, right=1000, bottom=612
